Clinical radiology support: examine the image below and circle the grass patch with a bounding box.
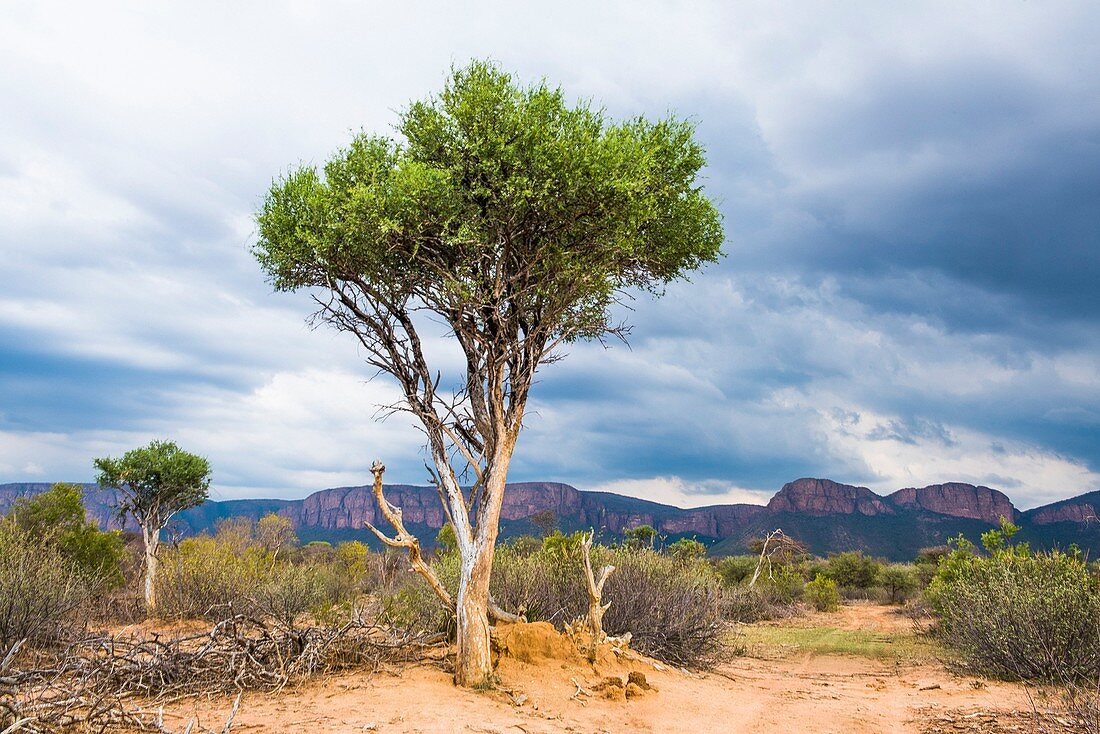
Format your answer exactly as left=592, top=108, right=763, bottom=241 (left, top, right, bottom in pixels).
left=736, top=624, right=943, bottom=664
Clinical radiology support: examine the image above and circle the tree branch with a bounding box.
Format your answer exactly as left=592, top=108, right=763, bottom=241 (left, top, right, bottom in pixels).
left=364, top=460, right=453, bottom=611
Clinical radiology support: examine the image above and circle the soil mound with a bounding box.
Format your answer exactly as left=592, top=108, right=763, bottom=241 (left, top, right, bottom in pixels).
left=493, top=621, right=581, bottom=663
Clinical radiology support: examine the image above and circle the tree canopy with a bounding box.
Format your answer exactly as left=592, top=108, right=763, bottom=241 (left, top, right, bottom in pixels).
left=94, top=439, right=211, bottom=531
left=255, top=61, right=723, bottom=467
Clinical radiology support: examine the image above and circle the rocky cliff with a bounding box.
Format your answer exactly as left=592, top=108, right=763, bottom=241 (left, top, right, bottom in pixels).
left=1022, top=490, right=1100, bottom=525
left=767, top=478, right=894, bottom=516
left=888, top=483, right=1017, bottom=524
left=2, top=477, right=1097, bottom=559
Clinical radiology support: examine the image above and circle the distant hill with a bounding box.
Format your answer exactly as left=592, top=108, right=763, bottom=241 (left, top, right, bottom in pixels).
left=2, top=477, right=1097, bottom=561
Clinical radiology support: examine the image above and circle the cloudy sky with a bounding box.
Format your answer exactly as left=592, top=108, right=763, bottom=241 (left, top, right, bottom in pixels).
left=2, top=1, right=1098, bottom=510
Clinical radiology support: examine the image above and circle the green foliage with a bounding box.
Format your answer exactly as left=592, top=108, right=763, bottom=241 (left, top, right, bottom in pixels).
left=761, top=564, right=805, bottom=603
left=256, top=513, right=298, bottom=556
left=8, top=482, right=125, bottom=587
left=94, top=439, right=211, bottom=530
left=435, top=522, right=457, bottom=553
left=623, top=524, right=657, bottom=550
left=0, top=524, right=94, bottom=648
left=715, top=555, right=758, bottom=586
left=506, top=535, right=543, bottom=556
left=823, top=551, right=882, bottom=590
left=254, top=60, right=724, bottom=345
left=929, top=529, right=1100, bottom=682
left=541, top=530, right=586, bottom=561
left=980, top=516, right=1021, bottom=555
left=158, top=519, right=325, bottom=623
left=666, top=537, right=708, bottom=563
left=879, top=564, right=919, bottom=604
left=528, top=510, right=558, bottom=537
left=803, top=574, right=841, bottom=612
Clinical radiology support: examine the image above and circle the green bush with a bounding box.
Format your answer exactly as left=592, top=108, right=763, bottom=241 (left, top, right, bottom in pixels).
left=929, top=540, right=1100, bottom=682
left=715, top=555, right=757, bottom=586
left=8, top=482, right=125, bottom=588
left=823, top=551, right=882, bottom=590
left=880, top=564, right=919, bottom=604
left=157, top=520, right=334, bottom=624
left=666, top=538, right=708, bottom=563
left=803, top=574, right=840, bottom=612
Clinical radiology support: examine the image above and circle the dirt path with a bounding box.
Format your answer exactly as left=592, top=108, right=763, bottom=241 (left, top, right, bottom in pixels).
left=157, top=606, right=1052, bottom=734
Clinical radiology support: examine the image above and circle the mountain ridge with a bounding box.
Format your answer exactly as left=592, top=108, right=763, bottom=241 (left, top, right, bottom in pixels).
left=2, top=477, right=1097, bottom=560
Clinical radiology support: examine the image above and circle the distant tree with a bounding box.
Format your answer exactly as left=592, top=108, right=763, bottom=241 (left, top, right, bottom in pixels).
left=823, top=551, right=882, bottom=590
left=94, top=440, right=212, bottom=611
left=623, top=524, right=658, bottom=550
left=880, top=565, right=919, bottom=604
left=666, top=537, right=708, bottom=563
left=254, top=61, right=723, bottom=685
left=435, top=522, right=458, bottom=553
left=8, top=482, right=125, bottom=587
left=528, top=510, right=558, bottom=538
left=256, top=513, right=298, bottom=558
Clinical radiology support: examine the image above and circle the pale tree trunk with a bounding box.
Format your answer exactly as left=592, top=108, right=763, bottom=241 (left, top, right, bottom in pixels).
left=143, top=526, right=160, bottom=611
left=454, top=546, right=495, bottom=687
left=452, top=438, right=515, bottom=687
left=364, top=454, right=517, bottom=687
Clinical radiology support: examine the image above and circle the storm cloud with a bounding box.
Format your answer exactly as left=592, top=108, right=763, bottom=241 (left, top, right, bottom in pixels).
left=1, top=1, right=1097, bottom=508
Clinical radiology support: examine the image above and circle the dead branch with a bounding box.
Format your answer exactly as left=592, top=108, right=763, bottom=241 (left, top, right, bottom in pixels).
left=1, top=612, right=441, bottom=734
left=748, top=529, right=804, bottom=588
left=579, top=532, right=615, bottom=663
left=363, top=460, right=454, bottom=610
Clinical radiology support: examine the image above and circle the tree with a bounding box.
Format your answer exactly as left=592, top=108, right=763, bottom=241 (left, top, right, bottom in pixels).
left=256, top=513, right=298, bottom=559
left=8, top=482, right=125, bottom=587
left=254, top=61, right=723, bottom=686
left=623, top=524, right=658, bottom=550
left=94, top=440, right=212, bottom=611
left=666, top=537, right=708, bottom=563
left=528, top=509, right=558, bottom=538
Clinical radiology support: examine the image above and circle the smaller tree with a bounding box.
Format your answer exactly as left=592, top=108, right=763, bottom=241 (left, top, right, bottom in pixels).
left=528, top=510, right=559, bottom=538
left=256, top=513, right=298, bottom=559
left=94, top=440, right=211, bottom=611
left=666, top=537, right=708, bottom=563
left=623, top=524, right=658, bottom=550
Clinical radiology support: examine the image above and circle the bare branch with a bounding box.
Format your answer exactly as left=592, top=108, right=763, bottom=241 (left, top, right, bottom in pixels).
left=364, top=460, right=454, bottom=611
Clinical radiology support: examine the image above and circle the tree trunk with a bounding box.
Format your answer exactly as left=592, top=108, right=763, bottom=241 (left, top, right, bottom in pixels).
left=143, top=526, right=160, bottom=611
left=454, top=545, right=495, bottom=687
left=451, top=436, right=515, bottom=687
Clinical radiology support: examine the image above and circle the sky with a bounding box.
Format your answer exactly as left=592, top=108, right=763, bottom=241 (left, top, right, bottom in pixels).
left=1, top=1, right=1098, bottom=510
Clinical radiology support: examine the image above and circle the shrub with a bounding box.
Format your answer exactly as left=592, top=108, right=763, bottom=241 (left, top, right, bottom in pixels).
left=251, top=563, right=328, bottom=629
left=721, top=585, right=800, bottom=622
left=929, top=545, right=1100, bottom=682
left=601, top=548, right=727, bottom=667
left=622, top=524, right=657, bottom=550
left=8, top=482, right=125, bottom=587
left=803, top=574, right=840, bottom=612
left=824, top=551, right=882, bottom=589
left=715, top=555, right=757, bottom=586
left=880, top=564, right=919, bottom=604
left=0, top=524, right=95, bottom=648
left=757, top=563, right=804, bottom=603
left=666, top=538, right=708, bottom=563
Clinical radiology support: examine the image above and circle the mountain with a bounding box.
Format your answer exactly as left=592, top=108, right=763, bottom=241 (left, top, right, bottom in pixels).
left=2, top=478, right=1097, bottom=560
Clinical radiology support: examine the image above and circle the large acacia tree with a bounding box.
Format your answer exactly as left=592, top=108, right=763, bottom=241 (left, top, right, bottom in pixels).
left=254, top=62, right=723, bottom=686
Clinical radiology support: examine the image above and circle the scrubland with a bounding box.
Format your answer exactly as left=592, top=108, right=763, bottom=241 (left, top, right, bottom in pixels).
left=2, top=490, right=1097, bottom=733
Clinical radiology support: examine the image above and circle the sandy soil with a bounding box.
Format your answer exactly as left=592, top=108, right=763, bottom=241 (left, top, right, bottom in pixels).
left=150, top=606, right=1058, bottom=734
